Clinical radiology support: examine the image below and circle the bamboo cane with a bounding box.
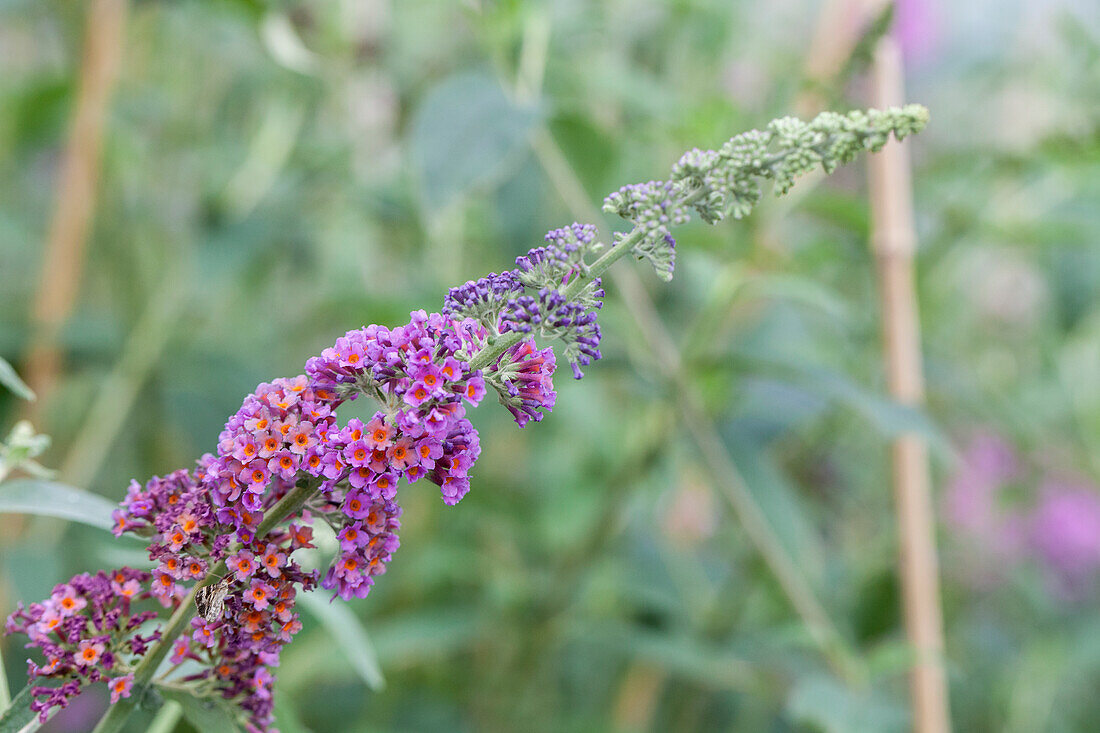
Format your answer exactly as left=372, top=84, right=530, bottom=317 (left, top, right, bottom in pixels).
left=0, top=0, right=128, bottom=584
left=22, top=0, right=128, bottom=419
left=867, top=30, right=952, bottom=733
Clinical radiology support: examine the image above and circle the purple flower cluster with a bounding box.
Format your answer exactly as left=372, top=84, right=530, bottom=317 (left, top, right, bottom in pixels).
left=200, top=375, right=342, bottom=543
left=321, top=496, right=402, bottom=600
left=4, top=569, right=158, bottom=721
left=112, top=469, right=227, bottom=606
left=489, top=339, right=557, bottom=427
left=501, top=288, right=601, bottom=379
left=305, top=309, right=488, bottom=505
left=603, top=180, right=690, bottom=282
left=170, top=525, right=317, bottom=732
left=440, top=224, right=604, bottom=381
left=5, top=310, right=557, bottom=731
left=442, top=271, right=523, bottom=326
left=515, top=223, right=599, bottom=287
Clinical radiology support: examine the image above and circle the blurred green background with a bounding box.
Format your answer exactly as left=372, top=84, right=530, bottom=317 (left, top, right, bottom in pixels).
left=2, top=0, right=1100, bottom=731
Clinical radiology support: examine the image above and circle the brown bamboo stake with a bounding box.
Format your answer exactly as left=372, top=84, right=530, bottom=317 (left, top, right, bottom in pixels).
left=22, top=0, right=128, bottom=419
left=866, top=32, right=952, bottom=733
left=0, top=0, right=128, bottom=608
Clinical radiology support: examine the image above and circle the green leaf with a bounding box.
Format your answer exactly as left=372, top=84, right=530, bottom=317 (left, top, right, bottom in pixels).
left=273, top=691, right=313, bottom=733
left=159, top=688, right=243, bottom=733
left=409, top=71, right=539, bottom=211
left=585, top=621, right=756, bottom=690
left=729, top=329, right=952, bottom=458
left=0, top=684, right=38, bottom=733
left=723, top=430, right=826, bottom=584
left=786, top=672, right=908, bottom=733
left=0, top=479, right=117, bottom=531
left=4, top=544, right=62, bottom=609
left=298, top=590, right=385, bottom=691
left=0, top=357, right=34, bottom=401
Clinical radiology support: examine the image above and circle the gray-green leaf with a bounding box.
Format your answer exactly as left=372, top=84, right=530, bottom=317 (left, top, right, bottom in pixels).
left=787, top=672, right=909, bottom=733
left=159, top=688, right=243, bottom=733
left=0, top=479, right=117, bottom=531
left=0, top=357, right=34, bottom=401
left=0, top=684, right=38, bottom=733
left=298, top=590, right=385, bottom=691
left=409, top=71, right=539, bottom=211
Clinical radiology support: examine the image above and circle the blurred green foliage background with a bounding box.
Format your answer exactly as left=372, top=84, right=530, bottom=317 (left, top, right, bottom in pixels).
left=2, top=0, right=1100, bottom=731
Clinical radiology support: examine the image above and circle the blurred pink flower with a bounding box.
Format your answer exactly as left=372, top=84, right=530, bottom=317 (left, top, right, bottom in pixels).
left=945, top=430, right=1100, bottom=598
left=944, top=432, right=1019, bottom=534
left=1029, top=481, right=1100, bottom=592
left=895, top=0, right=941, bottom=66
left=942, top=432, right=1026, bottom=585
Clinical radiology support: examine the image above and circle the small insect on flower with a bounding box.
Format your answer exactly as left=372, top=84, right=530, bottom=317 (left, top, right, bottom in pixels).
left=194, top=575, right=231, bottom=623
